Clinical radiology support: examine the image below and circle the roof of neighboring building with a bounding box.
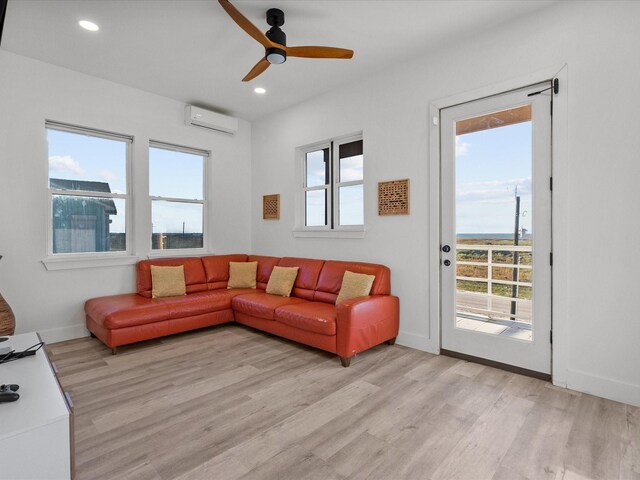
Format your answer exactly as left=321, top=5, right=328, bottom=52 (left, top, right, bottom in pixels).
left=50, top=178, right=117, bottom=214
left=49, top=178, right=113, bottom=193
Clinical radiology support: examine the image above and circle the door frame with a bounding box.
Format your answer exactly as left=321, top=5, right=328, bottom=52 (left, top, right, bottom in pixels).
left=439, top=83, right=552, bottom=375
left=428, top=65, right=569, bottom=387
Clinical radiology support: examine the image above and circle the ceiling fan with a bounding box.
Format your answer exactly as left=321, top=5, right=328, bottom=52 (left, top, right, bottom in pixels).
left=218, top=0, right=354, bottom=82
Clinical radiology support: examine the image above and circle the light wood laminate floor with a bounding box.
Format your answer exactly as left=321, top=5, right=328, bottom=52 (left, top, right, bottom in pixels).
left=48, top=325, right=639, bottom=480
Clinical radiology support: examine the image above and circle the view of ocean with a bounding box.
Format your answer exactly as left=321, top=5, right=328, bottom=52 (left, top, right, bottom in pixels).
left=456, top=233, right=532, bottom=240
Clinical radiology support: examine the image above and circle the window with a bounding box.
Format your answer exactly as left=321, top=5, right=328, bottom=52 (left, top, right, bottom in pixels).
left=46, top=121, right=131, bottom=255
left=301, top=135, right=363, bottom=231
left=149, top=142, right=207, bottom=251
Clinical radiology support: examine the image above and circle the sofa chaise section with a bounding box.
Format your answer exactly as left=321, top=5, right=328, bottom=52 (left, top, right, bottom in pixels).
left=86, top=255, right=245, bottom=354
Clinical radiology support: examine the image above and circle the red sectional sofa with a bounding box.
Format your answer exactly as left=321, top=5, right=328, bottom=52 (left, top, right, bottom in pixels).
left=85, top=254, right=399, bottom=366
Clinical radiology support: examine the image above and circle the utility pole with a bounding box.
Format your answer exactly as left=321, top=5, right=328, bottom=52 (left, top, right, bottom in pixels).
left=510, top=188, right=520, bottom=320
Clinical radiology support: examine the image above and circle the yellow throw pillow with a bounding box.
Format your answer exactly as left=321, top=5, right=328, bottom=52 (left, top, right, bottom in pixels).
left=151, top=265, right=186, bottom=298
left=336, top=270, right=376, bottom=305
left=228, top=261, right=257, bottom=289
left=266, top=266, right=299, bottom=297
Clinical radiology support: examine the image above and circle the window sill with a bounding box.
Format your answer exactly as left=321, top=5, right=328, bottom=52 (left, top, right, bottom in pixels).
left=42, top=255, right=139, bottom=271
left=292, top=229, right=365, bottom=239
left=147, top=249, right=214, bottom=259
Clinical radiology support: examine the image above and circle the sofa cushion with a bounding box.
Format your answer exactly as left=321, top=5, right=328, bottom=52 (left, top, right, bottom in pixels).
left=202, top=254, right=248, bottom=289
left=151, top=265, right=186, bottom=298
left=277, top=257, right=325, bottom=300
left=336, top=271, right=375, bottom=305
left=314, top=260, right=391, bottom=304
left=275, top=302, right=337, bottom=336
left=228, top=261, right=257, bottom=289
left=249, top=255, right=281, bottom=289
left=86, top=294, right=171, bottom=329
left=231, top=292, right=305, bottom=320
left=137, top=257, right=207, bottom=298
left=157, top=291, right=233, bottom=319
left=223, top=288, right=263, bottom=298
left=266, top=266, right=299, bottom=297
left=86, top=291, right=234, bottom=330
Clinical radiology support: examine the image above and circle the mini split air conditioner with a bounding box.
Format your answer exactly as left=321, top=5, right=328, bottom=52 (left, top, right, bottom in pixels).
left=185, top=106, right=238, bottom=135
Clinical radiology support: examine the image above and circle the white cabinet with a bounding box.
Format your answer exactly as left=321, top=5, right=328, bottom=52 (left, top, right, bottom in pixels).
left=0, top=332, right=73, bottom=479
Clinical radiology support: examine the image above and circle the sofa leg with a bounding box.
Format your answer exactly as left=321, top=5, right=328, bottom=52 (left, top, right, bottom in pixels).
left=111, top=347, right=117, bottom=355
left=387, top=337, right=397, bottom=346
left=339, top=356, right=352, bottom=368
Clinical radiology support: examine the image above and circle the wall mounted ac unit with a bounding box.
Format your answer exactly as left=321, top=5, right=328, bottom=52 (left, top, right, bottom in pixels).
left=185, top=106, right=238, bottom=135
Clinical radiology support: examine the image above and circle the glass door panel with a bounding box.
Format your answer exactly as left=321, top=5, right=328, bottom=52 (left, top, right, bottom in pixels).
left=455, top=106, right=533, bottom=340
left=440, top=83, right=552, bottom=374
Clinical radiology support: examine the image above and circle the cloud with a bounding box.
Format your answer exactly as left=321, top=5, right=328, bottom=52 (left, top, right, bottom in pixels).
left=340, top=167, right=363, bottom=182
left=48, top=155, right=85, bottom=176
left=462, top=177, right=531, bottom=190
left=308, top=169, right=326, bottom=185
left=456, top=137, right=470, bottom=157
left=99, top=170, right=118, bottom=182
left=457, top=177, right=531, bottom=205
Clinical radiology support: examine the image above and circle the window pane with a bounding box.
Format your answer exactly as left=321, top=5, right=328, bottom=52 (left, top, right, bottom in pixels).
left=454, top=106, right=533, bottom=334
left=152, top=200, right=203, bottom=250
left=149, top=147, right=203, bottom=199
left=305, top=190, right=327, bottom=227
left=52, top=195, right=126, bottom=253
left=306, top=148, right=329, bottom=187
left=339, top=155, right=363, bottom=182
left=339, top=140, right=363, bottom=182
left=339, top=184, right=364, bottom=226
left=48, top=129, right=127, bottom=194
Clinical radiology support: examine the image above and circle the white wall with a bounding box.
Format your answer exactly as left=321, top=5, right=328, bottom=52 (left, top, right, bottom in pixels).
left=0, top=51, right=252, bottom=342
left=1, top=1, right=637, bottom=407
left=251, top=1, right=640, bottom=406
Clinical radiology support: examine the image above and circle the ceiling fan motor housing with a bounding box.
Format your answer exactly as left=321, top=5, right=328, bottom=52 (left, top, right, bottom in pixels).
left=266, top=8, right=285, bottom=28
left=265, top=8, right=287, bottom=64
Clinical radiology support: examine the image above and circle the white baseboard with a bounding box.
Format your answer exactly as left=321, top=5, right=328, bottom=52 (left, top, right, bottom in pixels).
left=38, top=323, right=89, bottom=344
left=396, top=330, right=438, bottom=354
left=566, top=368, right=640, bottom=407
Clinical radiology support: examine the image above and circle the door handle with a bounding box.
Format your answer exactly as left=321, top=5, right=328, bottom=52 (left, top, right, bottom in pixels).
left=442, top=245, right=451, bottom=253
left=443, top=259, right=451, bottom=266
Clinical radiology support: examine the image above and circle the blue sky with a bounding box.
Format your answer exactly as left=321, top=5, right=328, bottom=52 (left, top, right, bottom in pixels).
left=48, top=124, right=529, bottom=237
left=149, top=147, right=203, bottom=235
left=48, top=129, right=128, bottom=193
left=455, top=121, right=532, bottom=235
left=48, top=130, right=204, bottom=235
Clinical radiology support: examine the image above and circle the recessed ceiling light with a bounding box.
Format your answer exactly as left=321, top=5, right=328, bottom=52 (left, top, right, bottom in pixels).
left=254, top=87, right=266, bottom=94
left=79, top=20, right=99, bottom=32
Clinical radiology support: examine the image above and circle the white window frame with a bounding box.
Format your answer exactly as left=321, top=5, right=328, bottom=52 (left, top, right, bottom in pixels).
left=148, top=140, right=209, bottom=256
left=44, top=121, right=134, bottom=269
left=295, top=133, right=365, bottom=238
left=301, top=141, right=331, bottom=231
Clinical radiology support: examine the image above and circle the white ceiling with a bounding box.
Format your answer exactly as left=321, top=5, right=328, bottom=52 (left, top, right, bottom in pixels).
left=2, top=0, right=558, bottom=121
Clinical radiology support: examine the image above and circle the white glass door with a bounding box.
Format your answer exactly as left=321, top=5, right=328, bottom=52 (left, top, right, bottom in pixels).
left=440, top=83, right=552, bottom=374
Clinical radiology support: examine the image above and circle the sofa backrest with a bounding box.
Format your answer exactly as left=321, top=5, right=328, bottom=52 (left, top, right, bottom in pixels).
left=248, top=255, right=281, bottom=290
left=135, top=255, right=391, bottom=302
left=202, top=254, right=248, bottom=289
left=277, top=257, right=325, bottom=301
left=314, top=260, right=391, bottom=304
left=137, top=257, right=208, bottom=298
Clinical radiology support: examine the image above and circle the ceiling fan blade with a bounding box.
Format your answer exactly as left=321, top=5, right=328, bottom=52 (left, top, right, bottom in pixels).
left=242, top=58, right=270, bottom=82
left=285, top=46, right=354, bottom=59
left=218, top=0, right=274, bottom=49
